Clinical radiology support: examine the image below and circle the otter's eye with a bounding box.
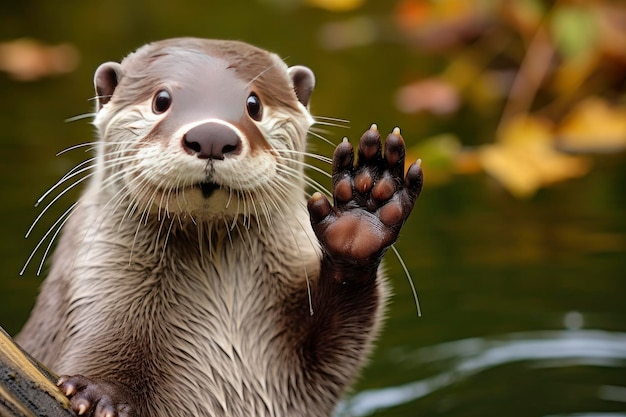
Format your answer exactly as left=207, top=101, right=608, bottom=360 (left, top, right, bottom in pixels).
left=153, top=90, right=171, bottom=114
left=246, top=93, right=262, bottom=121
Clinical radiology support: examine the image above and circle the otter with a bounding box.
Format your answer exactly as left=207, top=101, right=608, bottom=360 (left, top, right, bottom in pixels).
left=16, top=37, right=423, bottom=417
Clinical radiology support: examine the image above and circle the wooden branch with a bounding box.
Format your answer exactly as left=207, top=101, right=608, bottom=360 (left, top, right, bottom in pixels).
left=0, top=326, right=75, bottom=417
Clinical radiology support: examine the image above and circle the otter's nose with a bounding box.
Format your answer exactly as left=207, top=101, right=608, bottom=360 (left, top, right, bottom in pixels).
left=183, top=122, right=241, bottom=160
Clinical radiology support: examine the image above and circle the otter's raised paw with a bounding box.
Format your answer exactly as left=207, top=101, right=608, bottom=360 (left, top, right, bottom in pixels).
left=57, top=375, right=134, bottom=417
left=308, top=124, right=423, bottom=275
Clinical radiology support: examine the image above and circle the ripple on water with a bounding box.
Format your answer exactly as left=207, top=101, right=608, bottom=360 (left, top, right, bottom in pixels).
left=337, top=329, right=626, bottom=417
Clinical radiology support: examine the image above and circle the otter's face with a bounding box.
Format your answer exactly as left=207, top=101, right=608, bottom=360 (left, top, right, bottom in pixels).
left=92, top=38, right=315, bottom=222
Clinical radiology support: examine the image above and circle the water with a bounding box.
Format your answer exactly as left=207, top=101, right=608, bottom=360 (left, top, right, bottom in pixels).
left=1, top=1, right=625, bottom=416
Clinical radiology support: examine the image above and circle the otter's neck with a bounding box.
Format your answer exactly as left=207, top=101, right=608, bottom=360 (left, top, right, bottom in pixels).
left=62, top=181, right=316, bottom=291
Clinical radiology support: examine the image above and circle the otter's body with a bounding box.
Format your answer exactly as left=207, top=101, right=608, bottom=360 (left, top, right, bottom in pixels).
left=17, top=38, right=422, bottom=417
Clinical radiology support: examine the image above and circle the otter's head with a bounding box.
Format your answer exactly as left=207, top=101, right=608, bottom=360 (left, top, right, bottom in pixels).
left=92, top=38, right=315, bottom=222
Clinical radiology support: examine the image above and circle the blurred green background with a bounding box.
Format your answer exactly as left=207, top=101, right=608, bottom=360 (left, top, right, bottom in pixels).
left=1, top=1, right=625, bottom=416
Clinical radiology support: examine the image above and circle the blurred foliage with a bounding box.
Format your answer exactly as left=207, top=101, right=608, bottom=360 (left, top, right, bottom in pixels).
left=391, top=0, right=626, bottom=197
left=0, top=39, right=79, bottom=81
left=315, top=0, right=626, bottom=197
left=1, top=0, right=625, bottom=199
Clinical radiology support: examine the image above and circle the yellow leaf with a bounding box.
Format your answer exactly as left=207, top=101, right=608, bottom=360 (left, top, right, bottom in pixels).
left=478, top=116, right=591, bottom=198
left=497, top=114, right=552, bottom=149
left=557, top=97, right=626, bottom=153
left=480, top=143, right=543, bottom=198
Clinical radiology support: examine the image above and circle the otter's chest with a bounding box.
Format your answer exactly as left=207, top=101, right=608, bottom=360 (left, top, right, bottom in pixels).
left=74, top=252, right=296, bottom=416
left=149, top=271, right=287, bottom=417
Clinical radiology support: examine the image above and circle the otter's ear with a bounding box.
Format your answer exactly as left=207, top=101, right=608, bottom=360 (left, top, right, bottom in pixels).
left=288, top=65, right=315, bottom=108
left=94, top=62, right=123, bottom=111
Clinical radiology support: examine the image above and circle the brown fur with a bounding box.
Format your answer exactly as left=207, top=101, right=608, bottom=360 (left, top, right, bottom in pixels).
left=17, top=38, right=404, bottom=417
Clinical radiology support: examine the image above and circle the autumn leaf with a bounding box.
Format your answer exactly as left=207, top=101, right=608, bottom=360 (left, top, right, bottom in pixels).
left=556, top=97, right=626, bottom=153
left=478, top=116, right=591, bottom=198
left=395, top=78, right=460, bottom=115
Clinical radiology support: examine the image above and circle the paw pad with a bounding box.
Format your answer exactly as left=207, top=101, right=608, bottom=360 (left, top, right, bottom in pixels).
left=308, top=125, right=422, bottom=267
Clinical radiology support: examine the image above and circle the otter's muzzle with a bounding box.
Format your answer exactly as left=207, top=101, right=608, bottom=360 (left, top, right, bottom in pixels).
left=183, top=122, right=242, bottom=160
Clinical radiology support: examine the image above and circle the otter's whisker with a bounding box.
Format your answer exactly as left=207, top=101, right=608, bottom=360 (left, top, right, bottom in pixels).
left=230, top=193, right=242, bottom=232
left=262, top=190, right=280, bottom=226
left=254, top=189, right=277, bottom=228
left=390, top=244, right=422, bottom=317
left=88, top=94, right=112, bottom=102
left=313, top=115, right=350, bottom=125
left=197, top=219, right=204, bottom=260
left=223, top=217, right=234, bottom=247
left=55, top=141, right=98, bottom=156
left=129, top=175, right=165, bottom=263
left=225, top=187, right=233, bottom=209
left=77, top=179, right=131, bottom=262
left=35, top=158, right=96, bottom=207
left=274, top=149, right=332, bottom=165
left=246, top=60, right=283, bottom=88
left=288, top=211, right=319, bottom=316
left=117, top=167, right=154, bottom=227
left=26, top=171, right=94, bottom=239
left=307, top=130, right=338, bottom=148
left=21, top=202, right=78, bottom=275
left=36, top=203, right=79, bottom=276
left=159, top=215, right=176, bottom=265
left=175, top=212, right=184, bottom=229
left=34, top=146, right=139, bottom=208
left=55, top=140, right=137, bottom=156
left=155, top=209, right=171, bottom=258
left=276, top=165, right=330, bottom=198
left=64, top=113, right=97, bottom=123
left=282, top=158, right=332, bottom=179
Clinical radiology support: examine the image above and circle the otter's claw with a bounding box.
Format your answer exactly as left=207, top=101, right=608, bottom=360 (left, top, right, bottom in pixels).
left=57, top=375, right=135, bottom=417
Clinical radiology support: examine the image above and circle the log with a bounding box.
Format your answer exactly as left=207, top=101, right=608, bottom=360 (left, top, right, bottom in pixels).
left=0, top=326, right=74, bottom=417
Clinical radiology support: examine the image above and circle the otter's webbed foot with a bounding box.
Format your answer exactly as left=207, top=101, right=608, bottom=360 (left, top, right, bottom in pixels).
left=308, top=125, right=423, bottom=282
left=57, top=375, right=135, bottom=417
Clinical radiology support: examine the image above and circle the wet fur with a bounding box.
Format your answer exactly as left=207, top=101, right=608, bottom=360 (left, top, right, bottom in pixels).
left=17, top=38, right=401, bottom=417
